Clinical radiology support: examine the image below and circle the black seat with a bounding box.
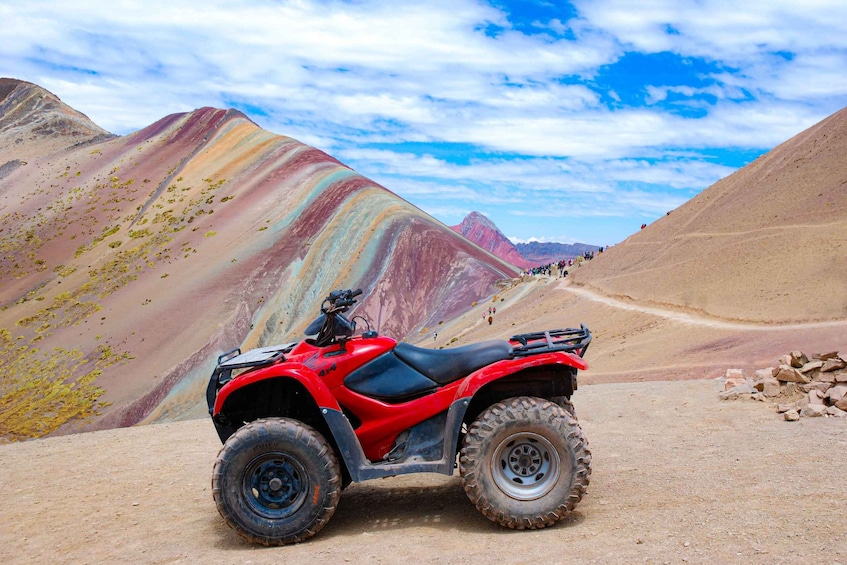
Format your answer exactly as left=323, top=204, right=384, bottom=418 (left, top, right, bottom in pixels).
left=394, top=340, right=512, bottom=385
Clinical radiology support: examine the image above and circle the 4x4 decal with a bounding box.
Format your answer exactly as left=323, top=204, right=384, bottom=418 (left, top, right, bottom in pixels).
left=318, top=363, right=336, bottom=377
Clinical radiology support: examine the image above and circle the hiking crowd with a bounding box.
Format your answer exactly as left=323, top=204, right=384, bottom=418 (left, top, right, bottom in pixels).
left=521, top=248, right=603, bottom=278
left=484, top=248, right=606, bottom=326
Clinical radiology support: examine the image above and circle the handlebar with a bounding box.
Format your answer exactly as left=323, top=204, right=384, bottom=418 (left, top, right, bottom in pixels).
left=323, top=288, right=363, bottom=312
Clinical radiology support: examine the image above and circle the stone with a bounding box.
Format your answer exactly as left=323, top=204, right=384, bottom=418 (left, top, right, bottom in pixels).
left=789, top=351, right=809, bottom=368
left=774, top=365, right=810, bottom=384
left=755, top=367, right=777, bottom=380
left=756, top=377, right=781, bottom=398
left=776, top=404, right=796, bottom=413
left=821, top=357, right=847, bottom=372
left=813, top=351, right=840, bottom=361
left=800, top=382, right=831, bottom=394
left=719, top=382, right=757, bottom=400
left=782, top=382, right=802, bottom=396
left=778, top=354, right=793, bottom=367
left=825, top=384, right=847, bottom=403
left=808, top=390, right=825, bottom=405
left=835, top=397, right=847, bottom=411
left=801, top=404, right=827, bottom=417
left=825, top=406, right=847, bottom=418
left=812, top=370, right=836, bottom=383
left=724, top=376, right=747, bottom=391
left=799, top=360, right=823, bottom=373
left=725, top=368, right=745, bottom=379
left=836, top=370, right=847, bottom=383
left=800, top=382, right=832, bottom=392
left=718, top=390, right=735, bottom=400
left=784, top=409, right=800, bottom=421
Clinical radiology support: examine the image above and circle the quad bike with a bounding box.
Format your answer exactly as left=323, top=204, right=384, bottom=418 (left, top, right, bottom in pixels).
left=206, top=288, right=592, bottom=545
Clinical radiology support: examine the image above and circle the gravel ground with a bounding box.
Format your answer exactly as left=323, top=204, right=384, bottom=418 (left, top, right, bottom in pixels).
left=2, top=378, right=845, bottom=565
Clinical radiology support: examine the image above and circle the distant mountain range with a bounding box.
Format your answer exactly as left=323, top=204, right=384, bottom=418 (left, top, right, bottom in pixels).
left=451, top=211, right=599, bottom=268
left=516, top=241, right=600, bottom=265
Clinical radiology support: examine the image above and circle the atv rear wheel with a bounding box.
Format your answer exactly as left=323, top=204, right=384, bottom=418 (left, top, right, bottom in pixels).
left=460, top=396, right=591, bottom=529
left=212, top=418, right=341, bottom=545
left=551, top=395, right=577, bottom=419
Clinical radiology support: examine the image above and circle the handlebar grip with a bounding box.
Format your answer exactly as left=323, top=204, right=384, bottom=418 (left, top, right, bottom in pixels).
left=326, top=288, right=362, bottom=307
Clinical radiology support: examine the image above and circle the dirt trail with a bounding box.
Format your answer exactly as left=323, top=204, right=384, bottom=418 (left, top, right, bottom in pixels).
left=559, top=280, right=847, bottom=331
left=417, top=275, right=846, bottom=386
left=1, top=379, right=845, bottom=564
left=438, top=277, right=538, bottom=340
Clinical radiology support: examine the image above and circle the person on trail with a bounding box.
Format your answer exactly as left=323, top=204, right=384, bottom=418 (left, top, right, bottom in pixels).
left=487, top=315, right=493, bottom=325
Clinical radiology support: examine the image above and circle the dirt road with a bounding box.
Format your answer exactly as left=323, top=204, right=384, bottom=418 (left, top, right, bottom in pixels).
left=2, top=378, right=845, bottom=564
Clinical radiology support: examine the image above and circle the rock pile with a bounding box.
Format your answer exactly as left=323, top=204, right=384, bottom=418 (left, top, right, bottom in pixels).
left=719, top=350, right=847, bottom=420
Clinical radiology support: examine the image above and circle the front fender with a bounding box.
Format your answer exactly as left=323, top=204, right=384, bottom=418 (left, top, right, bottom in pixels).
left=455, top=351, right=587, bottom=400
left=213, top=362, right=340, bottom=416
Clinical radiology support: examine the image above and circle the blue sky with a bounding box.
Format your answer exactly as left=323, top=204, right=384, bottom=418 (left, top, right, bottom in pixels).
left=2, top=0, right=847, bottom=246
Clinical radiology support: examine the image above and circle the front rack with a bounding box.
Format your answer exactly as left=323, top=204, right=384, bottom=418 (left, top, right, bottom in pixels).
left=206, top=342, right=296, bottom=414
left=509, top=324, right=591, bottom=358
left=216, top=343, right=297, bottom=370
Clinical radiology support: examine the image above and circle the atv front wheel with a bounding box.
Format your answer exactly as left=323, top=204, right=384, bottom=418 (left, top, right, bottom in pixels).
left=212, top=418, right=341, bottom=545
left=459, top=396, right=591, bottom=529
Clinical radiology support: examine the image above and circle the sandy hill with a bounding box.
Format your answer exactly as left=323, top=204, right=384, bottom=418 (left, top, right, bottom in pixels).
left=571, top=107, right=847, bottom=324
left=0, top=79, right=518, bottom=441
left=418, top=107, right=847, bottom=383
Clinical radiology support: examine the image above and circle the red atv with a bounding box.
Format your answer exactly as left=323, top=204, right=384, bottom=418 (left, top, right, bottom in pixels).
left=207, top=288, right=592, bottom=545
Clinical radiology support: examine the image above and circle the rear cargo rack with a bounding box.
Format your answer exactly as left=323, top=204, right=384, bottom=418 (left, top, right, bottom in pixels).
left=509, top=324, right=591, bottom=358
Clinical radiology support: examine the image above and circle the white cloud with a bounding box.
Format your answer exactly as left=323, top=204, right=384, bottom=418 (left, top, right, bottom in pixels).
left=2, top=0, right=846, bottom=244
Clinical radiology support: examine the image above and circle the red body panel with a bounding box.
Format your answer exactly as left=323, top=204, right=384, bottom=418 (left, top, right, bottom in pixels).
left=214, top=335, right=588, bottom=462
left=456, top=351, right=587, bottom=398
left=213, top=335, right=396, bottom=416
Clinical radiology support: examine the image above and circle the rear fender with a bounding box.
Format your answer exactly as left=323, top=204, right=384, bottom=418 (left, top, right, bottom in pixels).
left=456, top=351, right=586, bottom=399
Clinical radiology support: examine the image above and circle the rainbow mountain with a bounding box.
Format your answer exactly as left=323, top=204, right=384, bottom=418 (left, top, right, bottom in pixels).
left=0, top=78, right=518, bottom=440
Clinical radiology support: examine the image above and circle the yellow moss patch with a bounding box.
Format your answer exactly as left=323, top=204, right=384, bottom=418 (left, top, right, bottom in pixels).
left=0, top=329, right=116, bottom=442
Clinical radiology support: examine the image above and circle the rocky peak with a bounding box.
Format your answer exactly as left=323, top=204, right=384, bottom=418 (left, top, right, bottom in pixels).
left=451, top=212, right=533, bottom=269
left=454, top=211, right=499, bottom=235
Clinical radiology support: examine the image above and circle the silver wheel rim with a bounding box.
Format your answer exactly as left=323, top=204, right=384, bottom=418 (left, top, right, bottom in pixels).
left=491, top=432, right=561, bottom=500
